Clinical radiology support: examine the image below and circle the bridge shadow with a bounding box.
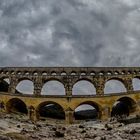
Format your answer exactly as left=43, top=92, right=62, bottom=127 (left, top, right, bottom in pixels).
left=37, top=102, right=65, bottom=120
left=118, top=115, right=140, bottom=125
left=6, top=98, right=28, bottom=115
left=111, top=97, right=137, bottom=119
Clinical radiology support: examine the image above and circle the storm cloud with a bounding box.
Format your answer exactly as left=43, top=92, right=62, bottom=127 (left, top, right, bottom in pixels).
left=0, top=0, right=140, bottom=66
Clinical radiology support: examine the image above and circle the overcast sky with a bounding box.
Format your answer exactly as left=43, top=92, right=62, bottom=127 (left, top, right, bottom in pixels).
left=1, top=0, right=140, bottom=99
left=0, top=0, right=140, bottom=67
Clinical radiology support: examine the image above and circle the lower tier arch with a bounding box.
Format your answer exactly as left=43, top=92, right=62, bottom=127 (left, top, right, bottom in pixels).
left=6, top=98, right=28, bottom=114
left=74, top=101, right=102, bottom=120
left=111, top=97, right=137, bottom=117
left=36, top=101, right=65, bottom=120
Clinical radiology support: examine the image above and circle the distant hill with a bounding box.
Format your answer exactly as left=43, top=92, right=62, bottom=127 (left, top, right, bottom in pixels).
left=39, top=104, right=65, bottom=119
left=74, top=109, right=97, bottom=120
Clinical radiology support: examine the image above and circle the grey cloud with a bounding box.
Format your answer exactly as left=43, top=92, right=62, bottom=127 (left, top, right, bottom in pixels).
left=0, top=0, right=140, bottom=67
left=3, top=0, right=140, bottom=94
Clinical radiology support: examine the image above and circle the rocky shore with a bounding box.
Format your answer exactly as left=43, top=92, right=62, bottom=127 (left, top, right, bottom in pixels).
left=0, top=112, right=140, bottom=140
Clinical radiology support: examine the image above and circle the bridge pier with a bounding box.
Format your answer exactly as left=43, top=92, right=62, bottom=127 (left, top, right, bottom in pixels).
left=0, top=101, right=5, bottom=112
left=124, top=78, right=133, bottom=93
left=8, top=83, right=16, bottom=94
left=65, top=85, right=72, bottom=96
left=8, top=77, right=18, bottom=94
left=131, top=104, right=140, bottom=116
left=34, top=80, right=42, bottom=96
left=100, top=107, right=111, bottom=121
left=28, top=106, right=38, bottom=123
left=94, top=78, right=105, bottom=95
left=65, top=108, right=74, bottom=124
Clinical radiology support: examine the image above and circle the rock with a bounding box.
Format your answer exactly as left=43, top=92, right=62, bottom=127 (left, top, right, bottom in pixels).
left=95, top=136, right=103, bottom=140
left=85, top=133, right=97, bottom=139
left=62, top=127, right=66, bottom=131
left=33, top=126, right=39, bottom=131
left=38, top=134, right=46, bottom=138
left=7, top=133, right=31, bottom=140
left=45, top=123, right=51, bottom=126
left=123, top=129, right=129, bottom=134
left=30, top=135, right=40, bottom=139
left=55, top=131, right=64, bottom=137
left=136, top=114, right=140, bottom=119
left=0, top=135, right=11, bottom=140
left=101, top=136, right=106, bottom=140
left=81, top=130, right=86, bottom=133
left=52, top=127, right=57, bottom=131
left=104, top=123, right=112, bottom=131
left=20, top=128, right=28, bottom=134
left=36, top=124, right=42, bottom=128
left=66, top=129, right=71, bottom=134
left=107, top=127, right=112, bottom=131
left=16, top=124, right=20, bottom=128
left=79, top=125, right=84, bottom=128
left=118, top=123, right=123, bottom=127
left=129, top=129, right=137, bottom=134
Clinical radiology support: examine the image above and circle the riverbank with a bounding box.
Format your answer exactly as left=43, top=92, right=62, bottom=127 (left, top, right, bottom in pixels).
left=0, top=112, right=140, bottom=140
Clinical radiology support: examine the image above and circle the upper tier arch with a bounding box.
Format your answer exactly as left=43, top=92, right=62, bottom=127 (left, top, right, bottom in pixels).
left=0, top=67, right=138, bottom=95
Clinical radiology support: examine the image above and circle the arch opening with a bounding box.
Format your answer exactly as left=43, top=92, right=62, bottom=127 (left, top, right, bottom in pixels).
left=132, top=78, right=140, bottom=91
left=0, top=78, right=10, bottom=92
left=74, top=102, right=100, bottom=120
left=72, top=80, right=96, bottom=95
left=111, top=97, right=137, bottom=118
left=6, top=98, right=28, bottom=114
left=37, top=102, right=65, bottom=120
left=16, top=80, right=34, bottom=94
left=104, top=79, right=126, bottom=94
left=41, top=80, right=65, bottom=95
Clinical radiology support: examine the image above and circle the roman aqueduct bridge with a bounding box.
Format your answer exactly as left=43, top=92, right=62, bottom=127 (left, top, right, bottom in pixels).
left=0, top=67, right=140, bottom=124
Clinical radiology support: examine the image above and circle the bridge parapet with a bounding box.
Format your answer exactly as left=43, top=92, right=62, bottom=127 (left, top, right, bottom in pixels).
left=0, top=67, right=140, bottom=76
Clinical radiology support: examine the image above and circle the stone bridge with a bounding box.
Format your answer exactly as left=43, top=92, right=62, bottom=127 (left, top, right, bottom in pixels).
left=0, top=67, right=140, bottom=124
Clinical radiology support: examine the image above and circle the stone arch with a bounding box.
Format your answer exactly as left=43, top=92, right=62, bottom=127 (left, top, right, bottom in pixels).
left=80, top=71, right=86, bottom=76
left=74, top=101, right=101, bottom=120
left=25, top=71, right=30, bottom=75
left=41, top=79, right=65, bottom=95
left=132, top=77, right=140, bottom=91
left=71, top=71, right=77, bottom=75
left=0, top=76, right=10, bottom=83
left=6, top=98, right=28, bottom=114
left=37, top=101, right=65, bottom=120
left=111, top=97, right=137, bottom=117
left=61, top=71, right=67, bottom=76
left=16, top=79, right=34, bottom=94
left=90, top=71, right=96, bottom=75
left=72, top=79, right=96, bottom=95
left=0, top=77, right=10, bottom=92
left=51, top=71, right=57, bottom=76
left=104, top=78, right=127, bottom=94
